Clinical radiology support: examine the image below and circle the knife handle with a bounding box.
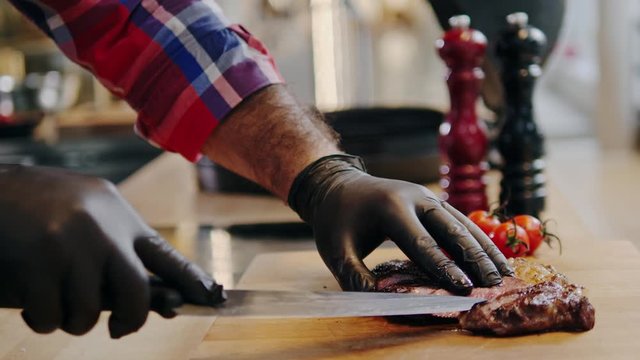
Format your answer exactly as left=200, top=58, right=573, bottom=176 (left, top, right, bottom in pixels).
left=0, top=276, right=184, bottom=318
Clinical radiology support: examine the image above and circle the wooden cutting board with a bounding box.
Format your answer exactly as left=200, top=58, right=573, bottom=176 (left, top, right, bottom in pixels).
left=192, top=241, right=640, bottom=359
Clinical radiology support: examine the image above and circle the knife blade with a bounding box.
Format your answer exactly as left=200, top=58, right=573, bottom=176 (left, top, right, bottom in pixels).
left=176, top=289, right=485, bottom=318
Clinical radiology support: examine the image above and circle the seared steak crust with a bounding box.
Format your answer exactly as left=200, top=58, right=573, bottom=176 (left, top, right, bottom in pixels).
left=459, top=281, right=596, bottom=336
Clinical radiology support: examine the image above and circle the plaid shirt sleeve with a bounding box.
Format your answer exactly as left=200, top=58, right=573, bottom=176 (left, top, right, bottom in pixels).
left=10, top=0, right=284, bottom=161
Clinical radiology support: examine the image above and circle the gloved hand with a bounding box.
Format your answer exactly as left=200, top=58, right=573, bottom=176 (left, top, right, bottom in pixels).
left=0, top=165, right=224, bottom=338
left=288, top=155, right=514, bottom=294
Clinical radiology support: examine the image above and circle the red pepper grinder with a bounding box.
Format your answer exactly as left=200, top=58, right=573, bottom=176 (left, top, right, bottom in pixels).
left=436, top=15, right=489, bottom=214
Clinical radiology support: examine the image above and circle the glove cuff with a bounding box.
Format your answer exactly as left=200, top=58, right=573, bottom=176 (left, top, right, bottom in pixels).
left=288, top=154, right=366, bottom=223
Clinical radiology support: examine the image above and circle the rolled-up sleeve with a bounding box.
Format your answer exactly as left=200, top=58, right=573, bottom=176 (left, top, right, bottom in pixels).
left=10, top=0, right=283, bottom=161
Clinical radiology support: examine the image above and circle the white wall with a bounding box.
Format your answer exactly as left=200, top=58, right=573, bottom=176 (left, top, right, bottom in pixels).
left=596, top=0, right=640, bottom=149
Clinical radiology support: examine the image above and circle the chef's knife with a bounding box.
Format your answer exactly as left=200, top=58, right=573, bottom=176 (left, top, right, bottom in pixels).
left=176, top=289, right=484, bottom=318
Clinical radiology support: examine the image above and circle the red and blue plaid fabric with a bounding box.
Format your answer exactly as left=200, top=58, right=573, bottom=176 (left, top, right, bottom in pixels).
left=10, top=0, right=283, bottom=161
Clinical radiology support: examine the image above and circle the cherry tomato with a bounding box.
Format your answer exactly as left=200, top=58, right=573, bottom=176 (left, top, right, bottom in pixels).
left=468, top=210, right=501, bottom=236
left=513, top=215, right=544, bottom=255
left=491, top=222, right=530, bottom=258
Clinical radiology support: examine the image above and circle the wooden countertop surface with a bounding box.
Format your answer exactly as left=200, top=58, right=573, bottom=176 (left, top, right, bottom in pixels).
left=194, top=241, right=640, bottom=359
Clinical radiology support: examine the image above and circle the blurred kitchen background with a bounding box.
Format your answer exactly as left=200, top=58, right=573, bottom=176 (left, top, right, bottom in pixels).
left=2, top=1, right=638, bottom=148
left=221, top=0, right=638, bottom=146
left=1, top=0, right=639, bottom=258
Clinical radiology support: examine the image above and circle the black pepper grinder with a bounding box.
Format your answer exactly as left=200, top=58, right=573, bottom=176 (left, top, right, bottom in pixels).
left=496, top=12, right=547, bottom=217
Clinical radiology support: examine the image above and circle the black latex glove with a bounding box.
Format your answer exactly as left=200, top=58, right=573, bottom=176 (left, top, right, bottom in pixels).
left=289, top=155, right=514, bottom=294
left=0, top=165, right=224, bottom=338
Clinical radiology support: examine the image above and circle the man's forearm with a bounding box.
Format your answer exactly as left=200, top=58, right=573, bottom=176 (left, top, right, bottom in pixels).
left=202, top=85, right=341, bottom=200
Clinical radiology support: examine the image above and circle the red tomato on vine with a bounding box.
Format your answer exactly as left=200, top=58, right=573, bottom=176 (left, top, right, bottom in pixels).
left=491, top=222, right=530, bottom=258
left=468, top=210, right=501, bottom=236
left=513, top=215, right=562, bottom=255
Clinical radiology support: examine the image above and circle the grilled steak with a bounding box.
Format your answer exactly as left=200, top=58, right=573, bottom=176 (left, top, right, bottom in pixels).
left=374, top=259, right=528, bottom=299
left=372, top=259, right=596, bottom=335
left=459, top=280, right=595, bottom=336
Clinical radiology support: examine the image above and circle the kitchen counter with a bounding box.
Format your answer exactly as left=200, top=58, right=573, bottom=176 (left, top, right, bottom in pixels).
left=194, top=240, right=640, bottom=359
left=1, top=137, right=638, bottom=359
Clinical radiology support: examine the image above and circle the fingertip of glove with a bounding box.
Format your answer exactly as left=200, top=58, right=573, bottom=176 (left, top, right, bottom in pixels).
left=359, top=277, right=377, bottom=292
left=108, top=317, right=136, bottom=339
left=150, top=286, right=183, bottom=317
left=107, top=310, right=148, bottom=339
left=500, top=263, right=516, bottom=277
left=441, top=269, right=474, bottom=296
left=207, top=283, right=226, bottom=305
left=159, top=310, right=178, bottom=319
left=192, top=280, right=226, bottom=306
left=448, top=283, right=473, bottom=296
left=480, top=270, right=503, bottom=287
left=21, top=310, right=58, bottom=334
left=176, top=274, right=225, bottom=306
left=342, top=272, right=377, bottom=292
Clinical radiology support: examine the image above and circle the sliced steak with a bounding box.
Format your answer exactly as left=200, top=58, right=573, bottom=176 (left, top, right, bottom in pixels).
left=372, top=259, right=596, bottom=336
left=374, top=259, right=528, bottom=299
left=459, top=280, right=596, bottom=336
